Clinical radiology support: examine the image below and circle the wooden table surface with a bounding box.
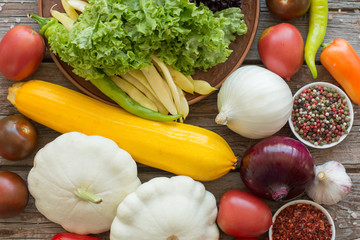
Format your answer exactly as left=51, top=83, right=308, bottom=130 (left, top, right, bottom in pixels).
left=1, top=0, right=360, bottom=239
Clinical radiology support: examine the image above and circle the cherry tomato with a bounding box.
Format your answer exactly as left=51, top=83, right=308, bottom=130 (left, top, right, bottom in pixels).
left=0, top=171, right=29, bottom=218
left=258, top=23, right=304, bottom=81
left=217, top=190, right=272, bottom=238
left=0, top=25, right=45, bottom=81
left=0, top=115, right=38, bottom=161
left=266, top=0, right=311, bottom=20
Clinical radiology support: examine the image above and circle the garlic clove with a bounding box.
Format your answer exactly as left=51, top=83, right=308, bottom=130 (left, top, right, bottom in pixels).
left=306, top=161, right=352, bottom=205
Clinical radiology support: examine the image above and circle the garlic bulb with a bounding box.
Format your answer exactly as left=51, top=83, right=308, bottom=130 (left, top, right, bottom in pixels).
left=215, top=65, right=293, bottom=139
left=306, top=161, right=352, bottom=205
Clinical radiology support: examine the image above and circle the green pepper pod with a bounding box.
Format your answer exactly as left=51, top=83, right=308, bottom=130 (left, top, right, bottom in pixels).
left=304, top=0, right=328, bottom=79
left=89, top=73, right=183, bottom=121
left=29, top=14, right=182, bottom=122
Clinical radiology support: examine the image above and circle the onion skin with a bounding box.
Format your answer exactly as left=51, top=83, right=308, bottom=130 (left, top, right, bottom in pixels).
left=240, top=136, right=315, bottom=201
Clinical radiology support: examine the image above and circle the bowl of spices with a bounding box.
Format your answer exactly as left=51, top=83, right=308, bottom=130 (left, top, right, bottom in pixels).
left=289, top=82, right=354, bottom=149
left=269, top=199, right=335, bottom=240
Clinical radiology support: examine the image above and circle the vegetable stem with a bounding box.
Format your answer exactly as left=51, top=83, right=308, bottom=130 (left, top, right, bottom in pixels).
left=28, top=13, right=51, bottom=29
left=167, top=236, right=179, bottom=240
left=271, top=185, right=289, bottom=201
left=74, top=187, right=102, bottom=204
left=317, top=171, right=327, bottom=181
left=29, top=14, right=58, bottom=36
left=320, top=41, right=333, bottom=50
left=215, top=111, right=228, bottom=125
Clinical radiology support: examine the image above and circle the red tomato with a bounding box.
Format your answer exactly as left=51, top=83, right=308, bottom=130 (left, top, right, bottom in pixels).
left=0, top=115, right=38, bottom=161
left=0, top=25, right=45, bottom=81
left=51, top=232, right=102, bottom=240
left=266, top=0, right=311, bottom=20
left=217, top=190, right=272, bottom=238
left=233, top=238, right=268, bottom=240
left=258, top=23, right=304, bottom=81
left=0, top=171, right=29, bottom=218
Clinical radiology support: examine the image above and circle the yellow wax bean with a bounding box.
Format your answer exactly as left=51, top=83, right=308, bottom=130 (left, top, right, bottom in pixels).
left=61, top=0, right=79, bottom=21
left=50, top=9, right=74, bottom=30
left=111, top=75, right=158, bottom=112
left=141, top=65, right=178, bottom=115
left=193, top=80, right=218, bottom=95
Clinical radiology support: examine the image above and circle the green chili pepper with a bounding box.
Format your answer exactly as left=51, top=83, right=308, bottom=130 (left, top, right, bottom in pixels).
left=304, top=0, right=328, bottom=79
left=89, top=73, right=183, bottom=121
left=30, top=14, right=182, bottom=122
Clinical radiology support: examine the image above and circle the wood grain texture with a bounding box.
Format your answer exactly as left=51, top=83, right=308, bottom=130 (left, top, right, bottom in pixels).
left=0, top=0, right=360, bottom=239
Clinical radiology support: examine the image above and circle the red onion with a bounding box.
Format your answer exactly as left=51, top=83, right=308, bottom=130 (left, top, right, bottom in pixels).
left=240, top=136, right=315, bottom=201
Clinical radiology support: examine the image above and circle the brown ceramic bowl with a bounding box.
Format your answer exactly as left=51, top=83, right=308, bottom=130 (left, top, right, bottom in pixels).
left=38, top=0, right=260, bottom=106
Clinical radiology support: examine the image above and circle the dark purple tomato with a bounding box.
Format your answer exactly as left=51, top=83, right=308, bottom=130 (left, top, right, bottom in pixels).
left=0, top=115, right=38, bottom=161
left=0, top=171, right=29, bottom=218
left=266, top=0, right=311, bottom=20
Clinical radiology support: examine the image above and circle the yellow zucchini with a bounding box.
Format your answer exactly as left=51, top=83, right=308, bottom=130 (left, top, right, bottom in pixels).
left=7, top=80, right=237, bottom=181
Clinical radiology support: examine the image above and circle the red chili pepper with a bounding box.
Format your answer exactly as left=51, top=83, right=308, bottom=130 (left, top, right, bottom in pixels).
left=51, top=233, right=102, bottom=240
left=320, top=38, right=360, bottom=105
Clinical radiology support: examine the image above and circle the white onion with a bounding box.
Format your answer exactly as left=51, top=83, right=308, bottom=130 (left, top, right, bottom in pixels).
left=215, top=65, right=293, bottom=139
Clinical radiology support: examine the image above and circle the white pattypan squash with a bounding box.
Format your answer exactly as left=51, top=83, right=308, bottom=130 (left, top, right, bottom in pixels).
left=27, top=132, right=141, bottom=235
left=110, top=175, right=219, bottom=240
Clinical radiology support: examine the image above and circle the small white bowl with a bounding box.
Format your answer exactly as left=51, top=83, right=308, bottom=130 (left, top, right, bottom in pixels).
left=288, top=82, right=354, bottom=149
left=269, top=199, right=336, bottom=240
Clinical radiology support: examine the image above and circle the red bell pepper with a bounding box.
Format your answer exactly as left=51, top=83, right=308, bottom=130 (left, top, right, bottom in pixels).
left=51, top=233, right=102, bottom=240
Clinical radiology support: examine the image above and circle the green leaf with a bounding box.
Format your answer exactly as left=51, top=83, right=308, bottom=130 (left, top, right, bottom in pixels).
left=43, top=0, right=247, bottom=77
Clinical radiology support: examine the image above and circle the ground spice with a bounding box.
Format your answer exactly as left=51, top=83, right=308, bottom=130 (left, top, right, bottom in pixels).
left=291, top=85, right=351, bottom=146
left=272, top=203, right=333, bottom=240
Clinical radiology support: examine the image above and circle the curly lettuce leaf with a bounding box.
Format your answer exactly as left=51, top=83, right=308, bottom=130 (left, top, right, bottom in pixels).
left=46, top=0, right=247, bottom=78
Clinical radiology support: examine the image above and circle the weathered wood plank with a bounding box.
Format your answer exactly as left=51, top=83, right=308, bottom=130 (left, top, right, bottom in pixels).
left=1, top=0, right=360, bottom=239
left=0, top=170, right=358, bottom=239
left=0, top=61, right=360, bottom=239
left=246, top=9, right=360, bottom=62
left=1, top=63, right=360, bottom=169
left=1, top=0, right=360, bottom=62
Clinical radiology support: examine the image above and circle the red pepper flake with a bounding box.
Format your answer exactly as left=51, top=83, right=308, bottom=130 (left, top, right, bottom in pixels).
left=272, top=203, right=333, bottom=240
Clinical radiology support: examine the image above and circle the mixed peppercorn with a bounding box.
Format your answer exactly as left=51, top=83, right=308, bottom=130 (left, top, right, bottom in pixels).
left=189, top=0, right=242, bottom=12
left=291, top=84, right=351, bottom=146
left=272, top=203, right=333, bottom=240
